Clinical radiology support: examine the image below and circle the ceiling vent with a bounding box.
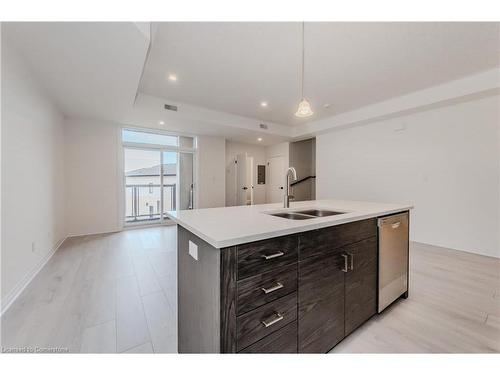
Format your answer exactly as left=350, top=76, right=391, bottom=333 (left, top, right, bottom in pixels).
left=259, top=123, right=268, bottom=130
left=164, top=104, right=178, bottom=112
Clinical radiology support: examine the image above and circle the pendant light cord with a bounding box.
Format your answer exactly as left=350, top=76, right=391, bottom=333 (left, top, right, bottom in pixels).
left=301, top=21, right=305, bottom=99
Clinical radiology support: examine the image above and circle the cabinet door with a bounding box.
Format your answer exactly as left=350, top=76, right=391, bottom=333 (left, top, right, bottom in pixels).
left=298, top=249, right=345, bottom=353
left=344, top=236, right=377, bottom=336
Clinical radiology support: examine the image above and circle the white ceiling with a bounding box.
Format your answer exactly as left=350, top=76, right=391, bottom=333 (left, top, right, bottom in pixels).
left=140, top=22, right=500, bottom=126
left=2, top=22, right=150, bottom=121
left=3, top=22, right=499, bottom=145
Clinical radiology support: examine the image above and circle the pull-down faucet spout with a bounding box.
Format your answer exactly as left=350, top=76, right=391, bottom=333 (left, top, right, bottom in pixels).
left=284, top=167, right=298, bottom=208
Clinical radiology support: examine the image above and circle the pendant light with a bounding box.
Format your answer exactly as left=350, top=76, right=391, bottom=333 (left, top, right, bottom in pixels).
left=295, top=22, right=314, bottom=118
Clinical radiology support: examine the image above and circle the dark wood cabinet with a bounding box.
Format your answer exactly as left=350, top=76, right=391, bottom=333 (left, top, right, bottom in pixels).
left=237, top=264, right=297, bottom=315
left=237, top=235, right=298, bottom=279
left=298, top=218, right=377, bottom=261
left=344, top=237, right=377, bottom=336
left=298, top=249, right=345, bottom=353
left=236, top=292, right=297, bottom=351
left=297, top=219, right=378, bottom=353
left=240, top=321, right=298, bottom=353
left=178, top=214, right=407, bottom=353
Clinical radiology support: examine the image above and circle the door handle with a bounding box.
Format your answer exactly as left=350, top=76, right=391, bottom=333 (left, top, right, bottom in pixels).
left=341, top=254, right=349, bottom=272
left=261, top=251, right=284, bottom=260
left=262, top=313, right=284, bottom=328
left=261, top=282, right=284, bottom=294
left=348, top=252, right=354, bottom=271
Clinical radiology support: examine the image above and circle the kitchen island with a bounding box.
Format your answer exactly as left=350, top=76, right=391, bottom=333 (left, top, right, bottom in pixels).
left=166, top=199, right=412, bottom=353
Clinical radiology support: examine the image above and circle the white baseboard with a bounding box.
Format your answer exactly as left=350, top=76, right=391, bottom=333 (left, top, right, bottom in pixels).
left=411, top=240, right=500, bottom=259
left=67, top=221, right=175, bottom=237
left=66, top=228, right=122, bottom=238
left=0, top=236, right=67, bottom=316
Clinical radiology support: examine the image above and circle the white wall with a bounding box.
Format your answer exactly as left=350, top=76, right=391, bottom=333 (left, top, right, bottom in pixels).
left=317, top=95, right=500, bottom=258
left=225, top=141, right=267, bottom=206
left=64, top=117, right=122, bottom=236
left=1, top=40, right=66, bottom=307
left=196, top=135, right=226, bottom=209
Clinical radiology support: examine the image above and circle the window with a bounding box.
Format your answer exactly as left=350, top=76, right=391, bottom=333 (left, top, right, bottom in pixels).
left=122, top=129, right=178, bottom=147
left=122, top=128, right=195, bottom=225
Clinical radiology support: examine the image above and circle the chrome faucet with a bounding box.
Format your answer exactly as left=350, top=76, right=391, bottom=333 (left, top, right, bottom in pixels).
left=284, top=167, right=298, bottom=208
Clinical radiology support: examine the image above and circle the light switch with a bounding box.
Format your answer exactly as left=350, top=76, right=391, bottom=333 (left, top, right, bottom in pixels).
left=189, top=240, right=198, bottom=260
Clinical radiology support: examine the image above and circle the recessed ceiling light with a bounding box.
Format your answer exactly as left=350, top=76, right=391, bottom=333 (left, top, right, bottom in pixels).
left=168, top=74, right=178, bottom=82
left=257, top=138, right=263, bottom=142
left=159, top=120, right=165, bottom=125
left=260, top=101, right=268, bottom=107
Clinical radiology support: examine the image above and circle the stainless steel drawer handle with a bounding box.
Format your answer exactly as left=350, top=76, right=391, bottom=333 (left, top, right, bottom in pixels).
left=261, top=313, right=284, bottom=328
left=261, top=282, right=284, bottom=294
left=348, top=252, right=354, bottom=271
left=261, top=251, right=284, bottom=260
left=341, top=254, right=349, bottom=272
left=391, top=222, right=401, bottom=229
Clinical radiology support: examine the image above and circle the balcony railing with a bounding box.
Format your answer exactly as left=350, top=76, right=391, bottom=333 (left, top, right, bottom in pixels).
left=125, top=183, right=176, bottom=222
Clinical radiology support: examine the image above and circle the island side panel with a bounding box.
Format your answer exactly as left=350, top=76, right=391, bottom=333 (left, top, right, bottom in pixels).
left=220, top=246, right=237, bottom=353
left=177, top=225, right=221, bottom=353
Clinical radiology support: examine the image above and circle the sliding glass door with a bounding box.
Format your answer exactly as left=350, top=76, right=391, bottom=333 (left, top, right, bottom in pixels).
left=123, top=129, right=195, bottom=225
left=124, top=148, right=162, bottom=223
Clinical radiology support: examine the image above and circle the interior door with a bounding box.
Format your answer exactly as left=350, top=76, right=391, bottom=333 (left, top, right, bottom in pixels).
left=268, top=156, right=285, bottom=203
left=246, top=156, right=254, bottom=205
left=298, top=249, right=346, bottom=353
left=344, top=237, right=377, bottom=336
left=236, top=153, right=249, bottom=205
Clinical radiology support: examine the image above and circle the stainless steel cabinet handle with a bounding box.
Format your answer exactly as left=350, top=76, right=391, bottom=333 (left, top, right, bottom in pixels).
left=261, top=251, right=284, bottom=260
left=391, top=222, right=401, bottom=229
left=261, top=282, right=284, bottom=294
left=261, top=313, right=284, bottom=328
left=349, top=252, right=354, bottom=271
left=341, top=254, right=349, bottom=272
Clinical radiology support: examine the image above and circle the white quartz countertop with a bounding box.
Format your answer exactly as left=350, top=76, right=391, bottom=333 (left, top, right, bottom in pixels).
left=166, top=199, right=412, bottom=248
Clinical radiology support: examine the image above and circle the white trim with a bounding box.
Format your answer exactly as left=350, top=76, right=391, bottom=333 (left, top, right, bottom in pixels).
left=67, top=222, right=175, bottom=236
left=1, top=236, right=68, bottom=316
left=120, top=221, right=176, bottom=231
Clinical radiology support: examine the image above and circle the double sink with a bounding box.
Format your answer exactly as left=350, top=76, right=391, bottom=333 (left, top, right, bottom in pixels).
left=268, top=209, right=346, bottom=220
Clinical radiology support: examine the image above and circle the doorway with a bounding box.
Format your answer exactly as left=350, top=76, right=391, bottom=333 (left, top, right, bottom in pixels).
left=268, top=155, right=285, bottom=203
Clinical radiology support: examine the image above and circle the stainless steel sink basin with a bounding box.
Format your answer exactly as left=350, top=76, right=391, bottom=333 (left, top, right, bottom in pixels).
left=269, top=212, right=315, bottom=220
left=268, top=209, right=346, bottom=220
left=294, top=209, right=345, bottom=217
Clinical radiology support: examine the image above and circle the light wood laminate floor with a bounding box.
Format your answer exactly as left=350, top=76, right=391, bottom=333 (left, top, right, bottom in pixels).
left=1, top=226, right=178, bottom=353
left=1, top=227, right=499, bottom=353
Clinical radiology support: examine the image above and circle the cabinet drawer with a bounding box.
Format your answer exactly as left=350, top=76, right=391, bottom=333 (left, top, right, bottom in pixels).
left=237, top=236, right=298, bottom=279
left=239, top=321, right=297, bottom=353
left=236, top=292, right=297, bottom=351
left=237, top=264, right=297, bottom=315
left=298, top=218, right=377, bottom=260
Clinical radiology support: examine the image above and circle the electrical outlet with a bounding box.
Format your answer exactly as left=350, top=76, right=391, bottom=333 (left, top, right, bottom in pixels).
left=188, top=240, right=198, bottom=260
left=31, top=241, right=36, bottom=252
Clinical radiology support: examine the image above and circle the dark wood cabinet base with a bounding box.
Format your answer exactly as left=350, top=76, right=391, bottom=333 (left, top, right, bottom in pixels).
left=178, top=214, right=409, bottom=353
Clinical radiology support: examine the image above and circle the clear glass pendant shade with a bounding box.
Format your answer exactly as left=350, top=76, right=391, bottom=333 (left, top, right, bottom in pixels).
left=295, top=98, right=314, bottom=118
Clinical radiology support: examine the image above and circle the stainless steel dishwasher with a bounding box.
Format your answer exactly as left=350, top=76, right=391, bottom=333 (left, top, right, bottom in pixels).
left=378, top=212, right=409, bottom=313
